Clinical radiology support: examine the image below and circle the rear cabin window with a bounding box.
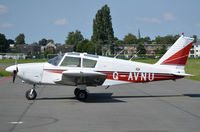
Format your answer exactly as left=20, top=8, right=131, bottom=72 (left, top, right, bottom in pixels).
left=60, top=56, right=81, bottom=67
left=83, top=58, right=97, bottom=68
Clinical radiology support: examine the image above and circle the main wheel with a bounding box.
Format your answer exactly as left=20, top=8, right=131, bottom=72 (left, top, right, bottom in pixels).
left=74, top=88, right=80, bottom=96
left=25, top=89, right=37, bottom=100
left=76, top=90, right=88, bottom=101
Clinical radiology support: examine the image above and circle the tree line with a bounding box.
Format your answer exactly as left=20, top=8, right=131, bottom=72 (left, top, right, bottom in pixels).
left=0, top=5, right=198, bottom=55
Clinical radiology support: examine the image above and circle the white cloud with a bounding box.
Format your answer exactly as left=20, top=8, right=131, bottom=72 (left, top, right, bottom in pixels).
left=54, top=18, right=68, bottom=25
left=136, top=17, right=161, bottom=24
left=0, top=23, right=13, bottom=28
left=0, top=4, right=8, bottom=14
left=164, top=13, right=175, bottom=21
left=196, top=24, right=200, bottom=28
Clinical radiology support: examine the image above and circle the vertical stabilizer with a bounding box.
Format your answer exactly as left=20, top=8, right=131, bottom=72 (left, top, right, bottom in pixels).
left=155, top=35, right=194, bottom=67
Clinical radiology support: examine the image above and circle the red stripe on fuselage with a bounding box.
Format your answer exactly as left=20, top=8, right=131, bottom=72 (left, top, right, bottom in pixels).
left=98, top=71, right=183, bottom=83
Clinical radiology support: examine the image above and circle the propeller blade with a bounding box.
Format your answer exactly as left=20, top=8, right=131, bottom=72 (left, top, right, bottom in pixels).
left=13, top=59, right=18, bottom=83
left=13, top=70, right=17, bottom=83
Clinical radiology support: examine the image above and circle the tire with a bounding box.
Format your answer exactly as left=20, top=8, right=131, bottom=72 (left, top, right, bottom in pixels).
left=74, top=88, right=80, bottom=96
left=76, top=90, right=88, bottom=101
left=25, top=89, right=37, bottom=100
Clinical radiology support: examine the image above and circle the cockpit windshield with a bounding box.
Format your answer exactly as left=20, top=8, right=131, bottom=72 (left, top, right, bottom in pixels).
left=48, top=54, right=64, bottom=66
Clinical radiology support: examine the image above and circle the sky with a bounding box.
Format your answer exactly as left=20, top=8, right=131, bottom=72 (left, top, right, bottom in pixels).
left=0, top=0, right=200, bottom=44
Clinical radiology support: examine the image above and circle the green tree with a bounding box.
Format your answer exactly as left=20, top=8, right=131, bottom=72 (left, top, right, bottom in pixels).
left=163, top=35, right=174, bottom=44
left=65, top=30, right=84, bottom=45
left=123, top=33, right=137, bottom=44
left=76, top=40, right=95, bottom=54
left=154, top=36, right=162, bottom=44
left=160, top=45, right=167, bottom=54
left=0, top=33, right=8, bottom=52
left=192, top=35, right=197, bottom=43
left=15, top=33, right=25, bottom=45
left=173, top=35, right=180, bottom=42
left=154, top=35, right=180, bottom=44
left=95, top=40, right=103, bottom=55
left=65, top=30, right=84, bottom=51
left=137, top=36, right=151, bottom=44
left=91, top=5, right=114, bottom=54
left=144, top=37, right=151, bottom=43
left=39, top=38, right=47, bottom=46
left=85, top=41, right=95, bottom=54
left=154, top=45, right=167, bottom=55
left=47, top=39, right=54, bottom=44
left=136, top=44, right=146, bottom=56
left=76, top=39, right=89, bottom=53
left=44, top=49, right=53, bottom=58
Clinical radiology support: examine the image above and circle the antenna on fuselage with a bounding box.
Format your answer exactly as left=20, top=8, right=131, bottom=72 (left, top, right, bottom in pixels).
left=114, top=49, right=125, bottom=58
left=129, top=50, right=140, bottom=61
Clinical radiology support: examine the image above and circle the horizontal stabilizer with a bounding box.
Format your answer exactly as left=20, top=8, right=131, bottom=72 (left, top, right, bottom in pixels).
left=171, top=73, right=194, bottom=77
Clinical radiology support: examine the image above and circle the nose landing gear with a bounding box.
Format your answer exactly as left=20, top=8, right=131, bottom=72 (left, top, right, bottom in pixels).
left=25, top=84, right=37, bottom=100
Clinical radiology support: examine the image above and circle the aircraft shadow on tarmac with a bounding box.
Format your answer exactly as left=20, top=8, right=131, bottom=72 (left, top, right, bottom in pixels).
left=36, top=93, right=125, bottom=103
left=184, top=94, right=200, bottom=98
left=36, top=93, right=200, bottom=103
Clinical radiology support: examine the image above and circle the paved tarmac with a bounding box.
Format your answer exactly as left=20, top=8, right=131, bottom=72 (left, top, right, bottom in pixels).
left=0, top=77, right=200, bottom=132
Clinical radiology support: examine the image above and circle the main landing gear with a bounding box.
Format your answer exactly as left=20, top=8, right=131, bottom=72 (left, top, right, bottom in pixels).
left=74, top=86, right=88, bottom=101
left=25, top=84, right=37, bottom=100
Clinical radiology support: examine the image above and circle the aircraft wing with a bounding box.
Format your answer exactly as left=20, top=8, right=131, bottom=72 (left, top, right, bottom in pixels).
left=54, top=70, right=107, bottom=86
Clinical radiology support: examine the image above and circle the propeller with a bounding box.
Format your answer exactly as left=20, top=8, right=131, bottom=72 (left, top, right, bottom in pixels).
left=13, top=59, right=18, bottom=83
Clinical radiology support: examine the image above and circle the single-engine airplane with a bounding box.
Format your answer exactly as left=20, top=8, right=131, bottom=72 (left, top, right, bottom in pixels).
left=6, top=35, right=194, bottom=101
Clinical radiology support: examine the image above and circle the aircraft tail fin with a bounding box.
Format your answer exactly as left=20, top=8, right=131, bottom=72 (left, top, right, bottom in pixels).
left=155, top=35, right=194, bottom=67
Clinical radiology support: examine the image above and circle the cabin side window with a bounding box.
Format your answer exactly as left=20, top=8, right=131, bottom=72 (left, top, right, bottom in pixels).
left=83, top=58, right=97, bottom=68
left=60, top=56, right=81, bottom=67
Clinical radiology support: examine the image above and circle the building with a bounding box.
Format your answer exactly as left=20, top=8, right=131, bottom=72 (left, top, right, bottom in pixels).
left=0, top=53, right=27, bottom=59
left=44, top=42, right=56, bottom=53
left=16, top=44, right=41, bottom=55
left=112, top=42, right=200, bottom=58
left=190, top=42, right=200, bottom=58
left=56, top=45, right=74, bottom=54
left=113, top=44, right=171, bottom=56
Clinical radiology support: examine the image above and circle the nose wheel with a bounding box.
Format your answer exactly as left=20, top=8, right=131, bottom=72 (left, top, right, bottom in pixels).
left=74, top=88, right=88, bottom=101
left=25, top=84, right=37, bottom=100
left=74, top=88, right=80, bottom=96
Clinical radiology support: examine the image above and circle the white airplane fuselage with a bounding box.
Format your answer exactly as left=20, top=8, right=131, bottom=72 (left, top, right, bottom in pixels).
left=8, top=55, right=183, bottom=86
